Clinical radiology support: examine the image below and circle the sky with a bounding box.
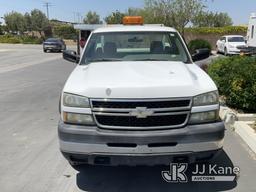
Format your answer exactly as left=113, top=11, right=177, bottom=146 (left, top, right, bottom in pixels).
left=0, top=0, right=255, bottom=25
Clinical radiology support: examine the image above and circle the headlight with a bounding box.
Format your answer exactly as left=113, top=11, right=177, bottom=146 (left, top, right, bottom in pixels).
left=189, top=110, right=219, bottom=124
left=63, top=112, right=94, bottom=125
left=63, top=93, right=90, bottom=108
left=193, top=91, right=219, bottom=106
left=229, top=44, right=235, bottom=48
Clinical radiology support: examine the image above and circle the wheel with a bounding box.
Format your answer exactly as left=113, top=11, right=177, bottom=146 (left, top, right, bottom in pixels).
left=224, top=47, right=228, bottom=56
left=43, top=49, right=47, bottom=53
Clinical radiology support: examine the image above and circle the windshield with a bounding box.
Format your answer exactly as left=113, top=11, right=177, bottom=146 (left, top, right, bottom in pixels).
left=46, top=38, right=60, bottom=43
left=228, top=36, right=245, bottom=42
left=81, top=32, right=191, bottom=64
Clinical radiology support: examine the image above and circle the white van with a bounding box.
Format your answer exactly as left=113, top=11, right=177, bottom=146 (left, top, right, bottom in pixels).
left=247, top=13, right=256, bottom=47
left=239, top=13, right=256, bottom=54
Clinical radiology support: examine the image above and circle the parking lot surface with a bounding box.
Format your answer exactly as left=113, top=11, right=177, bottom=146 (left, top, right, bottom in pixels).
left=0, top=44, right=255, bottom=192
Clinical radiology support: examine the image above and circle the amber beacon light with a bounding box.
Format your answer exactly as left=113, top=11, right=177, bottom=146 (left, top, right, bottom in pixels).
left=122, top=16, right=144, bottom=25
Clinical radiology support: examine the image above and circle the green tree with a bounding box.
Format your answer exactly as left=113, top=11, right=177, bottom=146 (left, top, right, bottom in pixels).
left=1, top=25, right=7, bottom=34
left=105, top=10, right=125, bottom=24
left=83, top=11, right=102, bottom=24
left=192, top=11, right=233, bottom=27
left=4, top=11, right=26, bottom=34
left=143, top=0, right=173, bottom=26
left=127, top=7, right=145, bottom=16
left=30, top=9, right=49, bottom=36
left=53, top=25, right=77, bottom=39
left=0, top=25, right=3, bottom=35
left=24, top=12, right=32, bottom=32
left=213, top=12, right=233, bottom=27
left=171, top=0, right=205, bottom=35
left=143, top=0, right=205, bottom=35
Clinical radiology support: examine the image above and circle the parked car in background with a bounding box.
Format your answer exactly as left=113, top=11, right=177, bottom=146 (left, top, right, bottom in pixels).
left=216, top=35, right=246, bottom=56
left=43, top=38, right=66, bottom=53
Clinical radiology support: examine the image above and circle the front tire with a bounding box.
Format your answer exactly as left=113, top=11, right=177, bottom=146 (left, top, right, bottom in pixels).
left=43, top=49, right=47, bottom=53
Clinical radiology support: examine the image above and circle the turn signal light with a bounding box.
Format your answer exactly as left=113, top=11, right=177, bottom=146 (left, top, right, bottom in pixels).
left=122, top=16, right=144, bottom=25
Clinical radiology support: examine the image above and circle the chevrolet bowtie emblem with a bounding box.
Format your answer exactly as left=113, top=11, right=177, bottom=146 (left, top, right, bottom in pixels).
left=106, top=88, right=112, bottom=96
left=129, top=107, right=154, bottom=118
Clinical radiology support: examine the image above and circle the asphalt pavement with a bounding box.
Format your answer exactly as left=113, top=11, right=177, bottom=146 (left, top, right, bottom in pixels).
left=0, top=44, right=255, bottom=192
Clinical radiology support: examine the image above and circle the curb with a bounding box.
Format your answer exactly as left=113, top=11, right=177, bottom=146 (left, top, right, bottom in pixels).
left=220, top=106, right=256, bottom=154
left=237, top=114, right=256, bottom=121
left=234, top=121, right=256, bottom=154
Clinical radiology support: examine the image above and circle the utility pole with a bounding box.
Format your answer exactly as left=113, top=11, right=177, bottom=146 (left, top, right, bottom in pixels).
left=77, top=12, right=81, bottom=23
left=73, top=12, right=76, bottom=23
left=43, top=2, right=52, bottom=19
left=73, top=12, right=83, bottom=24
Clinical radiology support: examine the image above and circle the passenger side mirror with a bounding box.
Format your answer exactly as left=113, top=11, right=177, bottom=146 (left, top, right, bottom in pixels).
left=192, top=48, right=210, bottom=62
left=63, top=50, right=80, bottom=63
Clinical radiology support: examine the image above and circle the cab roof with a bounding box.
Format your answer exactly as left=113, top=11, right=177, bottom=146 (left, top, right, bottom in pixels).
left=92, top=25, right=177, bottom=33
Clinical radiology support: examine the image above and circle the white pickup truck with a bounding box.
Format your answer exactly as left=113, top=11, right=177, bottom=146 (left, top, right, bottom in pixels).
left=60, top=17, right=224, bottom=167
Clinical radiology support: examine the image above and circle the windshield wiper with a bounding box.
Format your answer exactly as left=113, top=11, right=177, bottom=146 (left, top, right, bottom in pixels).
left=133, top=58, right=169, bottom=61
left=87, top=58, right=123, bottom=63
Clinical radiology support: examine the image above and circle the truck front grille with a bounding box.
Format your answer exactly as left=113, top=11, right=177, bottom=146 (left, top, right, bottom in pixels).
left=90, top=98, right=192, bottom=130
left=92, top=100, right=190, bottom=109
left=95, top=114, right=187, bottom=127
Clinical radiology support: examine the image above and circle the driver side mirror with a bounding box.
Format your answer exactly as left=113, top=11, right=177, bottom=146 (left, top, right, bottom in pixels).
left=192, top=48, right=211, bottom=62
left=63, top=50, right=80, bottom=63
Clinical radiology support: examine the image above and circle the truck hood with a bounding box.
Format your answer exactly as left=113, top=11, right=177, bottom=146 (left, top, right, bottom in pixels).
left=63, top=61, right=217, bottom=98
